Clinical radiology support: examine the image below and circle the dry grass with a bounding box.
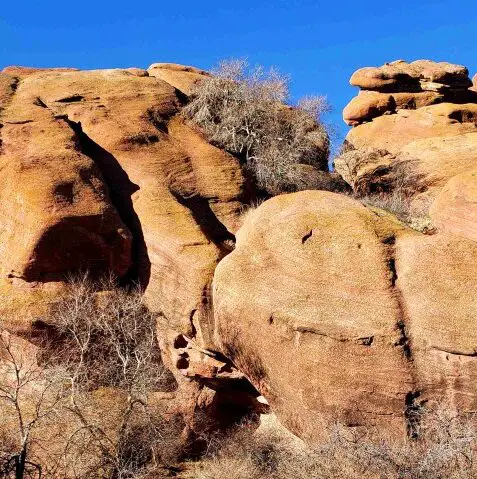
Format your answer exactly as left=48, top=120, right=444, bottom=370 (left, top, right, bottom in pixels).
left=360, top=191, right=435, bottom=233
left=183, top=59, right=331, bottom=195
left=187, top=406, right=477, bottom=479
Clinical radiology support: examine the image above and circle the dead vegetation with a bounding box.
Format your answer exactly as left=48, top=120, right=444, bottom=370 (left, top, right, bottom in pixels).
left=334, top=145, right=435, bottom=232
left=188, top=406, right=477, bottom=479
left=183, top=59, right=332, bottom=195
left=0, top=276, right=181, bottom=479
left=1, top=277, right=477, bottom=478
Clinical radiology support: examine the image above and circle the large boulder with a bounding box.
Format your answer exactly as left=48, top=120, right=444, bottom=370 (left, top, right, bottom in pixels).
left=213, top=191, right=414, bottom=437
left=213, top=191, right=477, bottom=438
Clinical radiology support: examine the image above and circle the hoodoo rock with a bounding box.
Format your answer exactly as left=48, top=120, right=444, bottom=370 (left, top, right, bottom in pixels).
left=345, top=60, right=474, bottom=125
left=336, top=60, right=477, bottom=226
left=213, top=191, right=477, bottom=437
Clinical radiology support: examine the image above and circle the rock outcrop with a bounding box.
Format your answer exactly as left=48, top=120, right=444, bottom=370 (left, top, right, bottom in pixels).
left=0, top=66, right=248, bottom=334
left=335, top=60, right=477, bottom=224
left=344, top=60, right=475, bottom=126
left=213, top=191, right=477, bottom=438
left=0, top=63, right=265, bottom=440
left=2, top=59, right=477, bottom=448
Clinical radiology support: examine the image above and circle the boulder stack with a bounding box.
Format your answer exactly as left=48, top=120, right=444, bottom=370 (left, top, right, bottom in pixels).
left=335, top=60, right=477, bottom=228
left=344, top=60, right=476, bottom=126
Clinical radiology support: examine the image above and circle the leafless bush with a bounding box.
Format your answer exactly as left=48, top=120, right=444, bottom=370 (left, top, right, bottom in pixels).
left=0, top=328, right=67, bottom=478
left=44, top=275, right=180, bottom=478
left=188, top=406, right=477, bottom=479
left=183, top=59, right=330, bottom=195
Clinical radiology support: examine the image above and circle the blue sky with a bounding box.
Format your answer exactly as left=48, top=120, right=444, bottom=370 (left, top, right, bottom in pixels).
left=1, top=0, right=476, bottom=150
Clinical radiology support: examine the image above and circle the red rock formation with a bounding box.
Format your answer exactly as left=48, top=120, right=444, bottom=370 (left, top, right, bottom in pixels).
left=336, top=60, right=477, bottom=223
left=213, top=191, right=477, bottom=438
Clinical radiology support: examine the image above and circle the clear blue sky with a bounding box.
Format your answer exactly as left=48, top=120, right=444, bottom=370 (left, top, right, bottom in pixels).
left=1, top=0, right=476, bottom=149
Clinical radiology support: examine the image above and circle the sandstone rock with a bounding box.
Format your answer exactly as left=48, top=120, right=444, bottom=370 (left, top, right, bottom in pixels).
left=338, top=60, right=477, bottom=213
left=336, top=103, right=477, bottom=206
left=343, top=91, right=394, bottom=126
left=343, top=90, right=445, bottom=125
left=0, top=66, right=249, bottom=338
left=350, top=60, right=471, bottom=92
left=213, top=191, right=477, bottom=439
left=0, top=73, right=17, bottom=113
left=395, top=233, right=477, bottom=412
left=0, top=73, right=133, bottom=286
left=430, top=169, right=477, bottom=243
left=345, top=103, right=477, bottom=152
left=147, top=63, right=209, bottom=96
left=213, top=191, right=414, bottom=437
left=2, top=66, right=80, bottom=78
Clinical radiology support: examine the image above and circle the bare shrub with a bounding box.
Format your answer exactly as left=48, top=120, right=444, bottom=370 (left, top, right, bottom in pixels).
left=44, top=275, right=180, bottom=478
left=183, top=59, right=331, bottom=195
left=334, top=146, right=434, bottom=232
left=188, top=406, right=477, bottom=479
left=0, top=328, right=67, bottom=478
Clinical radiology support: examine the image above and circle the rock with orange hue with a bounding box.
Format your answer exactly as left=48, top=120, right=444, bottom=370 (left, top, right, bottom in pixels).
left=350, top=60, right=471, bottom=92
left=2, top=66, right=80, bottom=78
left=337, top=60, right=477, bottom=217
left=429, top=169, right=477, bottom=243
left=214, top=191, right=415, bottom=437
left=147, top=63, right=209, bottom=96
left=213, top=191, right=477, bottom=439
left=0, top=65, right=249, bottom=342
left=0, top=63, right=260, bottom=445
left=343, top=90, right=444, bottom=126
left=395, top=233, right=477, bottom=413
left=0, top=73, right=133, bottom=291
left=0, top=73, right=17, bottom=112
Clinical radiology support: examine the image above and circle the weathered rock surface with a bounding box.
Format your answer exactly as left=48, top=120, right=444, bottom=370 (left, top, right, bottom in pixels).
left=429, top=169, right=477, bottom=242
left=350, top=60, right=472, bottom=92
left=0, top=63, right=263, bottom=439
left=2, top=59, right=477, bottom=447
left=213, top=191, right=477, bottom=437
left=0, top=65, right=248, bottom=336
left=395, top=233, right=477, bottom=412
left=336, top=60, right=477, bottom=226
left=214, top=191, right=414, bottom=436
left=147, top=63, right=209, bottom=96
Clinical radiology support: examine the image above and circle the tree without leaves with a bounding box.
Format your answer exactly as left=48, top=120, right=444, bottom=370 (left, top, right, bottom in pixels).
left=183, top=59, right=331, bottom=195
left=46, top=276, right=180, bottom=479
left=0, top=328, right=67, bottom=479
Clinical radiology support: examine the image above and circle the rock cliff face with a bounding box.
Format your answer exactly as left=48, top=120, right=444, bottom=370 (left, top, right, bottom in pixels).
left=0, top=64, right=247, bottom=334
left=1, top=60, right=477, bottom=443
